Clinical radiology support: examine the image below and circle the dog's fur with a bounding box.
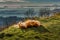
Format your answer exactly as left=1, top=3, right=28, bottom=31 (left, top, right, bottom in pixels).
left=14, top=20, right=41, bottom=29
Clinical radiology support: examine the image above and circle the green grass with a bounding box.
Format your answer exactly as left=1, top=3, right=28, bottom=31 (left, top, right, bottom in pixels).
left=0, top=15, right=60, bottom=40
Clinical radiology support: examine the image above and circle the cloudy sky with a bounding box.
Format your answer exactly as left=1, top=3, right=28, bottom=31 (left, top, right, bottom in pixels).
left=0, top=0, right=60, bottom=3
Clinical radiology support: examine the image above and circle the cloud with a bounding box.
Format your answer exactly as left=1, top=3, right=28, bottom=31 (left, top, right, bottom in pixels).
left=0, top=0, right=30, bottom=2
left=0, top=0, right=60, bottom=3
left=18, top=0, right=30, bottom=2
left=0, top=0, right=4, bottom=2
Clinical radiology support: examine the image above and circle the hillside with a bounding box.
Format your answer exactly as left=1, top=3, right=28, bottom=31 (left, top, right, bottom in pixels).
left=0, top=14, right=60, bottom=40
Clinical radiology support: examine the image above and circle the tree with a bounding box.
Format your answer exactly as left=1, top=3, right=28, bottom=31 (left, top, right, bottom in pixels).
left=45, top=8, right=51, bottom=17
left=39, top=8, right=45, bottom=17
left=25, top=8, right=34, bottom=18
left=39, top=8, right=51, bottom=17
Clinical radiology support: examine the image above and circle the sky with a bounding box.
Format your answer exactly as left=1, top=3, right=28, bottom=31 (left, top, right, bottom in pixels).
left=0, top=0, right=60, bottom=3
left=25, top=0, right=60, bottom=2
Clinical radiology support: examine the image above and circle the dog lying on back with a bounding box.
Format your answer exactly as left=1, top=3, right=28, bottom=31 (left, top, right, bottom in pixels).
left=14, top=20, right=41, bottom=29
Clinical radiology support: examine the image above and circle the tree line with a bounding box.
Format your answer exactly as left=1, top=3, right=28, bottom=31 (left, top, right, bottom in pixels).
left=24, top=8, right=52, bottom=18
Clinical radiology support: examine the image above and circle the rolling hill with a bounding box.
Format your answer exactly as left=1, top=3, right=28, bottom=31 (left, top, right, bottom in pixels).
left=0, top=14, right=60, bottom=40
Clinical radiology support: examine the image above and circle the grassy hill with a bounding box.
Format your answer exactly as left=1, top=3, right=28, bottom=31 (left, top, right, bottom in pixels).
left=0, top=14, right=60, bottom=40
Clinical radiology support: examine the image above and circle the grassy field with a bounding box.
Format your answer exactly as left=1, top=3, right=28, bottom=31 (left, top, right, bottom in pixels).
left=0, top=14, right=60, bottom=40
